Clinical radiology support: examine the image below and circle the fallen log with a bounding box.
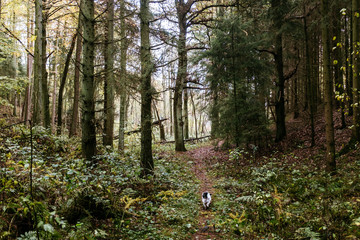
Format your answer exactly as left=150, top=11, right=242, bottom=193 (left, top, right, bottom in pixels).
left=157, top=135, right=211, bottom=144
left=113, top=118, right=169, bottom=139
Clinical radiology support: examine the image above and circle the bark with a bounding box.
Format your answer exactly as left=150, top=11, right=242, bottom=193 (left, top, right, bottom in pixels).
left=153, top=101, right=166, bottom=141
left=345, top=14, right=353, bottom=116
left=352, top=0, right=360, bottom=141
left=304, top=4, right=315, bottom=146
left=41, top=1, right=50, bottom=128
left=81, top=0, right=96, bottom=161
left=321, top=0, right=336, bottom=173
left=103, top=0, right=115, bottom=147
left=271, top=0, right=286, bottom=142
left=57, top=34, right=77, bottom=135
left=190, top=91, right=198, bottom=140
left=70, top=12, right=83, bottom=137
left=24, top=3, right=33, bottom=125
left=140, top=0, right=154, bottom=176
left=183, top=87, right=189, bottom=139
left=174, top=0, right=191, bottom=152
left=118, top=0, right=128, bottom=152
left=32, top=0, right=43, bottom=125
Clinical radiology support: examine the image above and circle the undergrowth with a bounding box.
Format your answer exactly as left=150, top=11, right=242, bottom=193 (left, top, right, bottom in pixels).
left=210, top=148, right=360, bottom=239
left=0, top=124, right=198, bottom=239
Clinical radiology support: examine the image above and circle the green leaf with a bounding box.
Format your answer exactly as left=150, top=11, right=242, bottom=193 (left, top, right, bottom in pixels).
left=43, top=223, right=55, bottom=233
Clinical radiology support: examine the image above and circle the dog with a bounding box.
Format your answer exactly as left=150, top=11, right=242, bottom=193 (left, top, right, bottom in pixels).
left=202, top=191, right=211, bottom=209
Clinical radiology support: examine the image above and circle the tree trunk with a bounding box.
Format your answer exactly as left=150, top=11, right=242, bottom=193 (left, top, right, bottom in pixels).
left=304, top=4, right=315, bottom=146
left=32, top=0, right=43, bottom=125
left=345, top=14, right=353, bottom=116
left=183, top=87, right=189, bottom=139
left=190, top=91, right=198, bottom=140
left=57, top=34, right=77, bottom=135
left=321, top=0, right=336, bottom=173
left=174, top=0, right=189, bottom=152
left=70, top=12, right=83, bottom=137
left=140, top=0, right=154, bottom=176
left=24, top=4, right=33, bottom=124
left=41, top=1, right=50, bottom=128
left=81, top=0, right=96, bottom=161
left=352, top=0, right=360, bottom=141
left=118, top=0, right=128, bottom=152
left=271, top=0, right=286, bottom=142
left=103, top=0, right=115, bottom=147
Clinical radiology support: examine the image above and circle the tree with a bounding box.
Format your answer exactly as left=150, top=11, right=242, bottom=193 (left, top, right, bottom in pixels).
left=118, top=0, right=129, bottom=152
left=173, top=0, right=191, bottom=152
left=270, top=0, right=288, bottom=142
left=352, top=0, right=360, bottom=141
left=57, top=33, right=77, bottom=135
left=81, top=0, right=96, bottom=161
left=70, top=8, right=83, bottom=137
left=140, top=0, right=154, bottom=176
left=321, top=0, right=336, bottom=173
left=103, top=0, right=115, bottom=147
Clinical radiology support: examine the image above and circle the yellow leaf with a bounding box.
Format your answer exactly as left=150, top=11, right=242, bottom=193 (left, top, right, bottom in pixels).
left=333, top=60, right=338, bottom=65
left=333, top=36, right=337, bottom=41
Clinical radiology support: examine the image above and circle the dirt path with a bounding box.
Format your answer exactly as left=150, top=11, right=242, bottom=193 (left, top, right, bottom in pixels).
left=185, top=145, right=222, bottom=240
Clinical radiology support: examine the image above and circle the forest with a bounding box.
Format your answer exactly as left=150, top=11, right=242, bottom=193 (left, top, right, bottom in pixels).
left=1, top=0, right=360, bottom=239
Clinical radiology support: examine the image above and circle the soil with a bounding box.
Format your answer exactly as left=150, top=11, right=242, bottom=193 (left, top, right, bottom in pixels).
left=184, top=145, right=227, bottom=240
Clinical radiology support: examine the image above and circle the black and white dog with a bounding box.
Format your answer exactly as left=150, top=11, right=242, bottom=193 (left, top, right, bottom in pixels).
left=202, top=191, right=211, bottom=209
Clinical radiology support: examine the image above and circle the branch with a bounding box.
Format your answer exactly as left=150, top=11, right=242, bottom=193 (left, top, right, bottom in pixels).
left=1, top=23, right=34, bottom=58
left=284, top=58, right=300, bottom=81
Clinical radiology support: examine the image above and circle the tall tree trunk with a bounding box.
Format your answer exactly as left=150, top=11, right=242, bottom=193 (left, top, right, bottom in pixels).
left=190, top=91, right=198, bottom=140
left=271, top=0, right=286, bottom=142
left=24, top=3, right=33, bottom=124
left=140, top=0, right=154, bottom=176
left=81, top=0, right=96, bottom=161
left=41, top=1, right=50, bottom=128
left=69, top=13, right=82, bottom=137
left=103, top=0, right=115, bottom=147
left=304, top=4, right=315, bottom=146
left=11, top=11, right=18, bottom=117
left=51, top=23, right=60, bottom=133
left=118, top=0, right=128, bottom=152
left=32, top=0, right=43, bottom=125
left=183, top=87, right=189, bottom=139
left=321, top=0, right=336, bottom=173
left=174, top=0, right=190, bottom=151
left=345, top=14, right=353, bottom=116
left=57, top=34, right=77, bottom=135
left=352, top=0, right=360, bottom=141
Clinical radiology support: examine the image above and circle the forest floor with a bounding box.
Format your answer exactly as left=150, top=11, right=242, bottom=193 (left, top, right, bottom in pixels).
left=2, top=110, right=360, bottom=239
left=185, top=145, right=224, bottom=240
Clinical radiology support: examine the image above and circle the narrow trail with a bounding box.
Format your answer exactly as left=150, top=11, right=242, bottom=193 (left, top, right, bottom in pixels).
left=185, top=145, right=221, bottom=240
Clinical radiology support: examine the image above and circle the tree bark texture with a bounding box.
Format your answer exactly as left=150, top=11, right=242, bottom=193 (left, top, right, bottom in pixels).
left=70, top=12, right=83, bottom=137
left=41, top=2, right=50, bottom=128
left=81, top=0, right=97, bottom=161
left=57, top=34, right=77, bottom=135
left=271, top=0, right=286, bottom=142
left=118, top=0, right=128, bottom=152
left=140, top=0, right=154, bottom=176
left=103, top=0, right=115, bottom=147
left=321, top=0, right=336, bottom=173
left=352, top=0, right=360, bottom=141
